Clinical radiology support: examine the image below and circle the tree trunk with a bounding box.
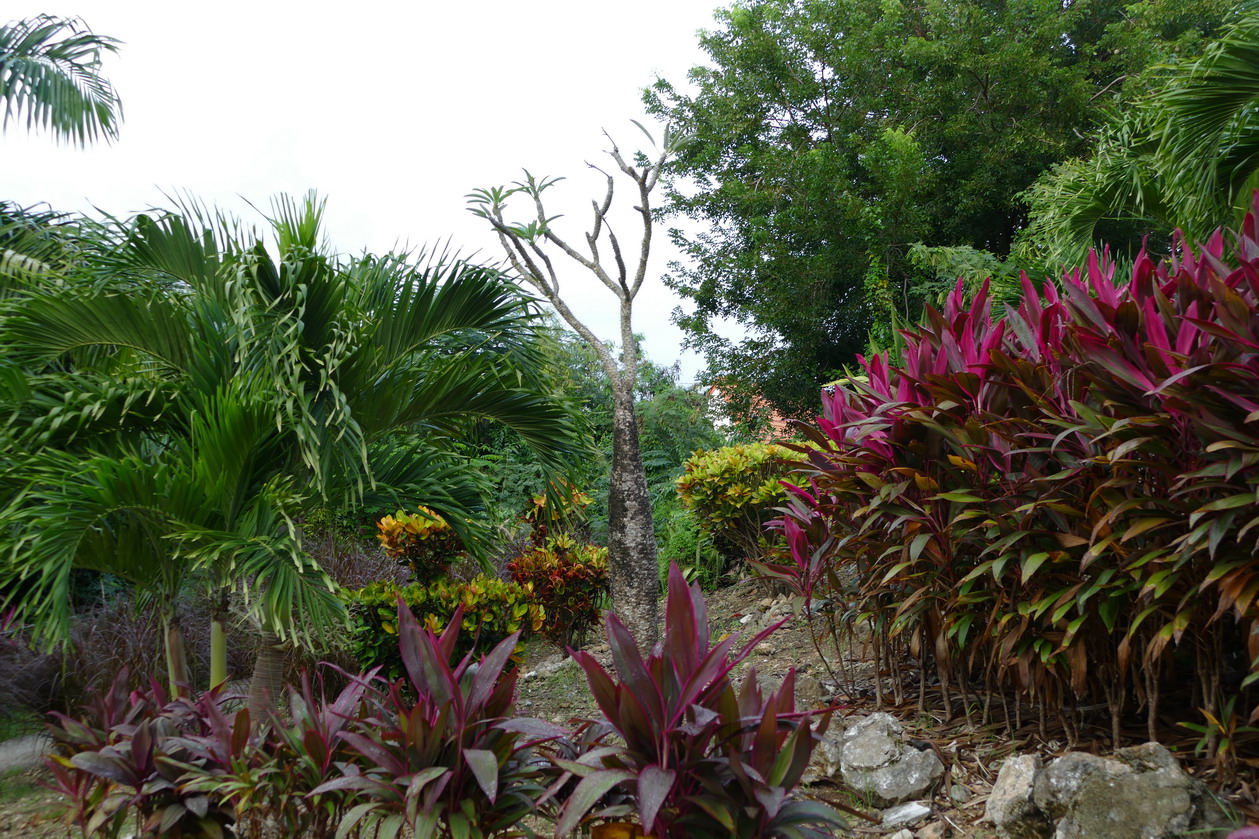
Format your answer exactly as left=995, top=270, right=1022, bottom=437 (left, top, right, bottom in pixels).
left=607, top=385, right=660, bottom=648
left=163, top=613, right=191, bottom=697
left=209, top=590, right=229, bottom=691
left=247, top=630, right=286, bottom=721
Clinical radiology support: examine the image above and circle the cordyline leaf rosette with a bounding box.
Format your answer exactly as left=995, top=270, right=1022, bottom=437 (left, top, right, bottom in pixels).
left=43, top=671, right=235, bottom=839
left=779, top=194, right=1259, bottom=740
left=312, top=598, right=564, bottom=839
left=554, top=564, right=843, bottom=839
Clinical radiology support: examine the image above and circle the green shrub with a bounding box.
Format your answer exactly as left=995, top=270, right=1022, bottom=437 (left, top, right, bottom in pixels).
left=375, top=507, right=464, bottom=580
left=675, top=443, right=803, bottom=573
left=656, top=496, right=723, bottom=590
left=507, top=534, right=607, bottom=647
left=344, top=575, right=543, bottom=681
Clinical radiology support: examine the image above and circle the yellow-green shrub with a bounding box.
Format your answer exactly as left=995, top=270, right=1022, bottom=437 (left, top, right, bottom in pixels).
left=344, top=575, right=543, bottom=681
left=376, top=507, right=464, bottom=580
left=676, top=443, right=804, bottom=571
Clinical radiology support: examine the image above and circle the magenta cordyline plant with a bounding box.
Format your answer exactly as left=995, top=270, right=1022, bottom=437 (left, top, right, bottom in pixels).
left=312, top=600, right=563, bottom=839
left=773, top=194, right=1259, bottom=739
left=553, top=564, right=843, bottom=839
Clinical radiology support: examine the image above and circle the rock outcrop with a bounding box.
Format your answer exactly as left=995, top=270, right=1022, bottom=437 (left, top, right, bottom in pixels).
left=986, top=743, right=1234, bottom=839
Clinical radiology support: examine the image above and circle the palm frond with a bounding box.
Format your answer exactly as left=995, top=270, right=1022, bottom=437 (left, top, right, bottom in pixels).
left=0, top=15, right=122, bottom=145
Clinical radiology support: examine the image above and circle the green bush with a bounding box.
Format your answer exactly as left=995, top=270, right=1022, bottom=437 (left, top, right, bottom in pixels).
left=344, top=575, right=543, bottom=681
left=656, top=495, right=723, bottom=590
left=675, top=443, right=803, bottom=573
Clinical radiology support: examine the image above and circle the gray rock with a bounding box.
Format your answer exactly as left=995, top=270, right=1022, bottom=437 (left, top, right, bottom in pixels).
left=536, top=654, right=576, bottom=676
left=1032, top=752, right=1119, bottom=822
left=803, top=727, right=845, bottom=784
left=886, top=831, right=914, bottom=839
left=882, top=801, right=931, bottom=828
left=1051, top=744, right=1233, bottom=839
left=986, top=754, right=1050, bottom=839
left=839, top=713, right=945, bottom=807
left=990, top=744, right=1234, bottom=839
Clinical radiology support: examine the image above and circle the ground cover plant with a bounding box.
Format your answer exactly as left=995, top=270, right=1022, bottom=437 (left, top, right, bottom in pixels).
left=769, top=197, right=1259, bottom=761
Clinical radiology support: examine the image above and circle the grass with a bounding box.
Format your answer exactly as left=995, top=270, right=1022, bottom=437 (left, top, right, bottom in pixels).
left=0, top=767, right=46, bottom=805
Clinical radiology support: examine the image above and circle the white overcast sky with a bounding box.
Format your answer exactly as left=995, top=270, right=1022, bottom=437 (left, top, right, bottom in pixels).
left=2, top=0, right=727, bottom=382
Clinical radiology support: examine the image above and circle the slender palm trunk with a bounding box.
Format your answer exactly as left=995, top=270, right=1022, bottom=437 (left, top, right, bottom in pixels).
left=607, top=385, right=660, bottom=648
left=162, top=613, right=191, bottom=697
left=247, top=630, right=286, bottom=720
left=209, top=589, right=229, bottom=690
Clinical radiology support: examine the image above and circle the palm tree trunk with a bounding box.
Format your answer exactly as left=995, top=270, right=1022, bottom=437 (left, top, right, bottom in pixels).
left=162, top=613, right=191, bottom=697
left=247, top=630, right=286, bottom=720
left=606, top=384, right=660, bottom=648
left=209, top=590, right=229, bottom=690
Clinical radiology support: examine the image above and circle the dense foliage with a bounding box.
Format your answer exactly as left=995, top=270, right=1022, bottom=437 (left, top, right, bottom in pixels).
left=376, top=507, right=465, bottom=581
left=676, top=443, right=803, bottom=575
left=47, top=600, right=564, bottom=839
left=647, top=0, right=1235, bottom=417
left=0, top=195, right=579, bottom=702
left=46, top=568, right=828, bottom=838
left=772, top=200, right=1259, bottom=751
left=1018, top=8, right=1259, bottom=271
left=343, top=577, right=543, bottom=682
left=507, top=534, right=608, bottom=648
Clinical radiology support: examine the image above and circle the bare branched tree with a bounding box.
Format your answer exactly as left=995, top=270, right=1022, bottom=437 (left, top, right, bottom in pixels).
left=468, top=125, right=686, bottom=645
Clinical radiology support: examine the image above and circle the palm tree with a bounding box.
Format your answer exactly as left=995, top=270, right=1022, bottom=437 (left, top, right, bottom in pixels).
left=0, top=15, right=122, bottom=146
left=1017, top=7, right=1259, bottom=269
left=0, top=194, right=581, bottom=706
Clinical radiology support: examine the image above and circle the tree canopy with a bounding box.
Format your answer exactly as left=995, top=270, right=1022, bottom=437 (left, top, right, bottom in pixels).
left=647, top=0, right=1235, bottom=417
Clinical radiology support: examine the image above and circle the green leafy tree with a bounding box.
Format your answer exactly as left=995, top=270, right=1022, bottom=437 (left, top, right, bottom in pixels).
left=0, top=15, right=121, bottom=146
left=647, top=0, right=1233, bottom=417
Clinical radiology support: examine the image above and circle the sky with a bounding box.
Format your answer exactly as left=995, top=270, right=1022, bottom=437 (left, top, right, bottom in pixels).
left=2, top=0, right=728, bottom=383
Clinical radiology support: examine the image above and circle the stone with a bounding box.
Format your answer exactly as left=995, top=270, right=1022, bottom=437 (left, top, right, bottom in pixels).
left=949, top=783, right=970, bottom=804
left=986, top=754, right=1050, bottom=839
left=1051, top=744, right=1233, bottom=839
left=536, top=654, right=576, bottom=677
left=882, top=801, right=931, bottom=828
left=796, top=672, right=828, bottom=707
left=1031, top=752, right=1117, bottom=821
left=990, top=744, right=1235, bottom=839
left=917, top=821, right=948, bottom=839
left=839, top=713, right=945, bottom=807
left=802, top=727, right=845, bottom=784
left=886, top=830, right=914, bottom=839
